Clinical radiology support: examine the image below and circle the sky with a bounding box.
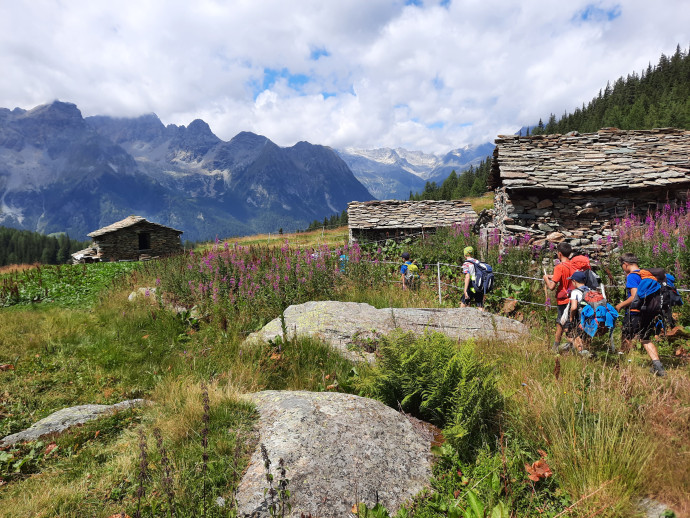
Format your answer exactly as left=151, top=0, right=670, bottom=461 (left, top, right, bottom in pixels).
left=0, top=1, right=687, bottom=154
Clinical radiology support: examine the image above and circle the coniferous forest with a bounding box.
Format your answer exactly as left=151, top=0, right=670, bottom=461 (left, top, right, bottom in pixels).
left=530, top=44, right=690, bottom=135
left=0, top=227, right=90, bottom=266
left=409, top=158, right=492, bottom=201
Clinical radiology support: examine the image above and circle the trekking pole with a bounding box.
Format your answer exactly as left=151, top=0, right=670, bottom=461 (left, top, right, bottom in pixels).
left=437, top=262, right=442, bottom=305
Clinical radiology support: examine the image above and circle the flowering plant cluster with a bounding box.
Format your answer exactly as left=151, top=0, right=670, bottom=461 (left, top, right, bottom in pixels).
left=154, top=239, right=391, bottom=327
left=611, top=201, right=690, bottom=284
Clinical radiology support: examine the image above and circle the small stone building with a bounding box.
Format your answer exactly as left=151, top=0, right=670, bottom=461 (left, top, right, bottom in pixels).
left=347, top=200, right=477, bottom=243
left=489, top=128, right=690, bottom=250
left=72, top=216, right=183, bottom=263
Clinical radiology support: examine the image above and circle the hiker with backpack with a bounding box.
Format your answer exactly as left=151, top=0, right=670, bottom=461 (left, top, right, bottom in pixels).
left=460, top=246, right=493, bottom=310
left=566, top=271, right=594, bottom=356
left=543, top=242, right=574, bottom=353
left=567, top=270, right=618, bottom=356
left=614, top=253, right=667, bottom=377
left=400, top=252, right=420, bottom=290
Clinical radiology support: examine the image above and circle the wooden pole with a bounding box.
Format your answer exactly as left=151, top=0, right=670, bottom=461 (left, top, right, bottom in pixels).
left=437, top=262, right=442, bottom=305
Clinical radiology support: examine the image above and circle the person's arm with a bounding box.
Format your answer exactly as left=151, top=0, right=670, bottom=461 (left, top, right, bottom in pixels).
left=543, top=272, right=557, bottom=291
left=569, top=297, right=578, bottom=322
left=464, top=272, right=471, bottom=297
left=616, top=287, right=637, bottom=311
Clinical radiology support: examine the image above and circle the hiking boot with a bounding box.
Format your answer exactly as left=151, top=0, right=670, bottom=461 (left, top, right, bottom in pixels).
left=559, top=342, right=574, bottom=353
left=650, top=361, right=667, bottom=377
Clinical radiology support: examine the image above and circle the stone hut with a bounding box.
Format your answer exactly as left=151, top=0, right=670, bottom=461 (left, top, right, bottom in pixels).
left=489, top=128, right=690, bottom=251
left=71, top=216, right=183, bottom=263
left=348, top=200, right=477, bottom=244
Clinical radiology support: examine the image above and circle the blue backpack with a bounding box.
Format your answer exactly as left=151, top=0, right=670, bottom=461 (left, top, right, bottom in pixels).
left=469, top=259, right=495, bottom=294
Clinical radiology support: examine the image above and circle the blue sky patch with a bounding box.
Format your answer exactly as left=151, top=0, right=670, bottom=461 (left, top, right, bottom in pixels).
left=576, top=3, right=622, bottom=23
left=322, top=92, right=336, bottom=99
left=405, top=0, right=423, bottom=6
left=262, top=68, right=310, bottom=91
left=427, top=121, right=445, bottom=129
left=310, top=47, right=330, bottom=60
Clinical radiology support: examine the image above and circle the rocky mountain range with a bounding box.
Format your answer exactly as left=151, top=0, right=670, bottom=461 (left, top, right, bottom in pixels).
left=338, top=142, right=495, bottom=200
left=0, top=101, right=373, bottom=241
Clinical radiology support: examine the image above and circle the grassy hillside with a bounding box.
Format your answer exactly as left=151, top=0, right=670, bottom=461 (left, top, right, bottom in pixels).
left=1, top=210, right=689, bottom=517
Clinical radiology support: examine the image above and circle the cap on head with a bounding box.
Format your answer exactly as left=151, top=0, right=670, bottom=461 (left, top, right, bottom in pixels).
left=463, top=246, right=474, bottom=257
left=569, top=271, right=586, bottom=283
left=401, top=252, right=410, bottom=260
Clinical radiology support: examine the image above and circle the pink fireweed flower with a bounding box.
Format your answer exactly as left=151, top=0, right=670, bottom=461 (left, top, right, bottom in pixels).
left=653, top=244, right=660, bottom=256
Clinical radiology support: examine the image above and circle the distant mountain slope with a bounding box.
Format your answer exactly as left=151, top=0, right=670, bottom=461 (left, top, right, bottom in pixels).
left=0, top=101, right=374, bottom=241
left=338, top=143, right=495, bottom=200
left=531, top=45, right=690, bottom=135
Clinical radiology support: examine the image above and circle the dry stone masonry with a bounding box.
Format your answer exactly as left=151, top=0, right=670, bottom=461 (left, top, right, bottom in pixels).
left=72, top=215, right=183, bottom=263
left=348, top=200, right=477, bottom=243
left=489, top=128, right=690, bottom=252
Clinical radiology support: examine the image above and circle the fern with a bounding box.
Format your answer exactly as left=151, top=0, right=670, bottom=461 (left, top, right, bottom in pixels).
left=351, top=330, right=502, bottom=457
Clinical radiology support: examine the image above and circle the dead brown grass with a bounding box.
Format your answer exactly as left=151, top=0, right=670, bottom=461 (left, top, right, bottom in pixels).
left=196, top=226, right=349, bottom=251
left=0, top=263, right=40, bottom=275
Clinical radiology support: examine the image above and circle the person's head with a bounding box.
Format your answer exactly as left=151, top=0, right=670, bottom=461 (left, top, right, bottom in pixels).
left=463, top=246, right=474, bottom=258
left=619, top=253, right=639, bottom=273
left=569, top=270, right=586, bottom=287
left=556, top=242, right=572, bottom=260
left=401, top=251, right=410, bottom=261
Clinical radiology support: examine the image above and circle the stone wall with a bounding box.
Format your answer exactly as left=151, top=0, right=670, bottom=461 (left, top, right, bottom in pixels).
left=348, top=200, right=477, bottom=243
left=93, top=222, right=183, bottom=261
left=494, top=186, right=689, bottom=252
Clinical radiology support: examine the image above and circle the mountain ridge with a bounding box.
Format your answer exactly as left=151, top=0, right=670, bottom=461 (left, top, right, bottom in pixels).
left=0, top=101, right=373, bottom=241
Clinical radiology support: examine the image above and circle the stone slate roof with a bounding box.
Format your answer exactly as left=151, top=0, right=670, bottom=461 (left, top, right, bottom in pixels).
left=348, top=200, right=477, bottom=230
left=489, top=128, right=690, bottom=193
left=88, top=216, right=183, bottom=238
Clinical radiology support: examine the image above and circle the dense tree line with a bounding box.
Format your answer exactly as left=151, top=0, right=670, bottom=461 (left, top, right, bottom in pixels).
left=529, top=44, right=690, bottom=136
left=0, top=227, right=90, bottom=266
left=304, top=209, right=349, bottom=231
left=409, top=158, right=492, bottom=201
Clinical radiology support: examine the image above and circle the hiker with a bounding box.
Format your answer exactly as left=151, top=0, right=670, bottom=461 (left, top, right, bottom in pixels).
left=400, top=252, right=419, bottom=289
left=460, top=246, right=486, bottom=310
left=542, top=242, right=574, bottom=353
left=566, top=271, right=592, bottom=356
left=615, top=253, right=666, bottom=376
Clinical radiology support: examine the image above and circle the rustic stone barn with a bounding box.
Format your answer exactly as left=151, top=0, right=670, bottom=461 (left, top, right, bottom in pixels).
left=489, top=128, right=690, bottom=251
left=72, top=216, right=183, bottom=263
left=347, top=200, right=477, bottom=244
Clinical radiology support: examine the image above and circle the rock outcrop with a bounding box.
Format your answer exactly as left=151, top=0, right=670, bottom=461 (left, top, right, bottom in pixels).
left=236, top=391, right=434, bottom=518
left=245, top=301, right=528, bottom=362
left=0, top=399, right=148, bottom=447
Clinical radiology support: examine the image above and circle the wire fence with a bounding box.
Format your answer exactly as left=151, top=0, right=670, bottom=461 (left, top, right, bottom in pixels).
left=360, top=257, right=689, bottom=310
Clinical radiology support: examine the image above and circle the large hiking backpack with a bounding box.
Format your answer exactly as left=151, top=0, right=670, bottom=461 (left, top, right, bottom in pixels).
left=632, top=268, right=684, bottom=327
left=570, top=255, right=601, bottom=289
left=576, top=286, right=618, bottom=339
left=469, top=259, right=495, bottom=294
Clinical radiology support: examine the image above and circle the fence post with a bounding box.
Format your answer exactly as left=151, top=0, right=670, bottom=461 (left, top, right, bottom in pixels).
left=437, top=262, right=442, bottom=304
left=268, top=232, right=270, bottom=244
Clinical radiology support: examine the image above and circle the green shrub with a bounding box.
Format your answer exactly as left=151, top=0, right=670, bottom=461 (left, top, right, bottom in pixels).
left=351, top=331, right=502, bottom=457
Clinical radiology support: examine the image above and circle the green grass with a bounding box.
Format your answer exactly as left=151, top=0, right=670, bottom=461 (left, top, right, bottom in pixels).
left=0, top=262, right=140, bottom=308
left=1, top=234, right=689, bottom=517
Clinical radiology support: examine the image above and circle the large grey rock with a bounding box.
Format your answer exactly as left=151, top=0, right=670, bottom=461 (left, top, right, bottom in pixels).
left=236, top=391, right=434, bottom=518
left=0, top=399, right=148, bottom=447
left=246, top=301, right=528, bottom=362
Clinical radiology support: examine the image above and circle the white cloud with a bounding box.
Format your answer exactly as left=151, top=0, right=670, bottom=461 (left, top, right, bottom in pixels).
left=0, top=0, right=687, bottom=153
